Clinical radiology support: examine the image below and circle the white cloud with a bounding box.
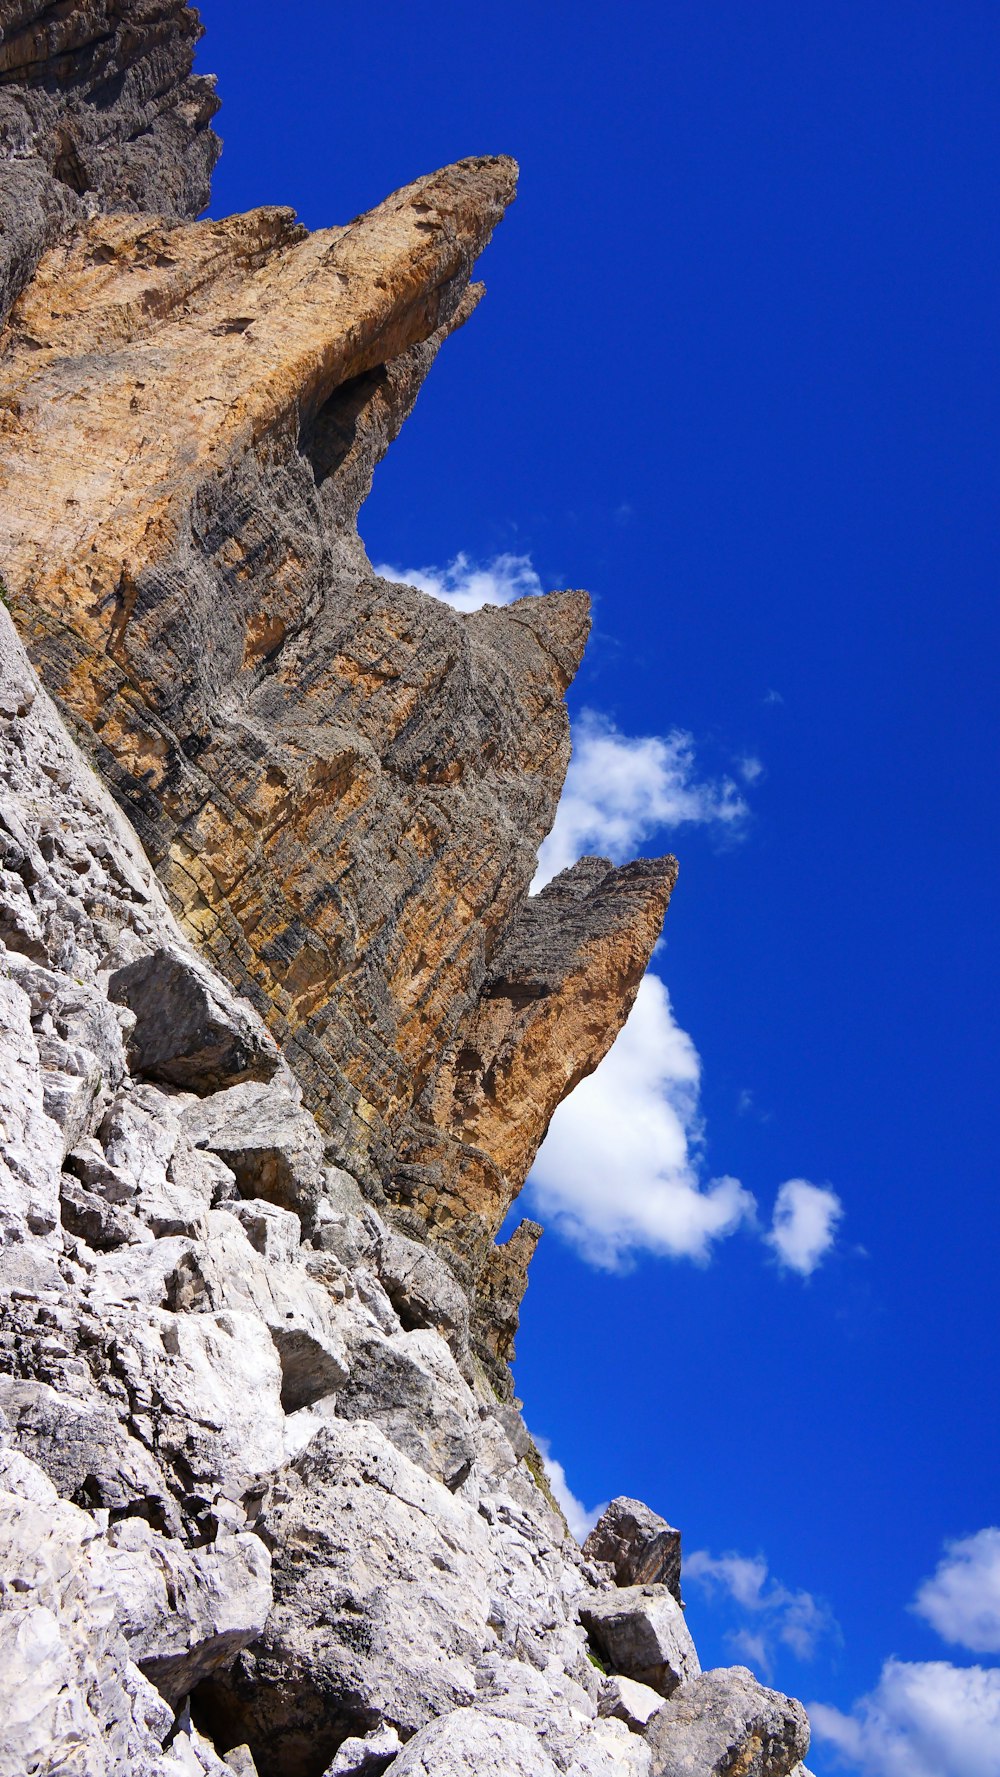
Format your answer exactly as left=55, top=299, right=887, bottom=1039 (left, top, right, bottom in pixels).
left=527, top=973, right=756, bottom=1271
left=810, top=1659, right=1000, bottom=1777
left=913, top=1529, right=1000, bottom=1655
left=534, top=709, right=747, bottom=888
left=686, top=1548, right=837, bottom=1671
left=374, top=549, right=542, bottom=613
left=738, top=754, right=765, bottom=783
left=533, top=1436, right=606, bottom=1542
left=767, top=1178, right=843, bottom=1276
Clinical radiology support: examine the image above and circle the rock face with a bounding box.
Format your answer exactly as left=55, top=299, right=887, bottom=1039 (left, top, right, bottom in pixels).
left=0, top=0, right=220, bottom=326
left=0, top=7, right=812, bottom=1777
left=0, top=132, right=675, bottom=1321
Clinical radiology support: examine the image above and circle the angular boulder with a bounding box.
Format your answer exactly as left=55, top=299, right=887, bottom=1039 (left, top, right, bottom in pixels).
left=579, top=1585, right=700, bottom=1697
left=584, top=1496, right=683, bottom=1602
left=644, top=1667, right=810, bottom=1777
left=109, top=947, right=282, bottom=1094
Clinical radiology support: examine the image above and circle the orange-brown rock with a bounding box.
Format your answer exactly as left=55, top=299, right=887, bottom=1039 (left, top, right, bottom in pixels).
left=0, top=143, right=675, bottom=1316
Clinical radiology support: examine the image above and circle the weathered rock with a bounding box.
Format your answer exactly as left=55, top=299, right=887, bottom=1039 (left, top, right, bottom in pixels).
left=0, top=0, right=220, bottom=326
left=333, top=1325, right=478, bottom=1487
left=601, top=1674, right=668, bottom=1731
left=584, top=1497, right=684, bottom=1603
left=375, top=1225, right=470, bottom=1361
left=580, top=1585, right=701, bottom=1697
left=178, top=1080, right=328, bottom=1223
left=109, top=947, right=283, bottom=1093
left=644, top=1668, right=810, bottom=1777
left=198, top=1419, right=493, bottom=1774
left=382, top=1707, right=560, bottom=1777
left=321, top=1724, right=403, bottom=1776
left=0, top=1447, right=179, bottom=1777
left=101, top=1515, right=272, bottom=1706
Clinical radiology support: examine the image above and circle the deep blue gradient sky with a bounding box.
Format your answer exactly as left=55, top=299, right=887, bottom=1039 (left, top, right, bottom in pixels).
left=198, top=5, right=999, bottom=1767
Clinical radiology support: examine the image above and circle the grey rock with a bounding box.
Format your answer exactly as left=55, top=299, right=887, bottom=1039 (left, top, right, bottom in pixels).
left=600, top=1674, right=667, bottom=1731
left=228, top=1198, right=302, bottom=1262
left=335, top=1326, right=478, bottom=1488
left=109, top=947, right=282, bottom=1095
left=0, top=1451, right=180, bottom=1777
left=566, top=1718, right=654, bottom=1775
left=644, top=1668, right=810, bottom=1777
left=321, top=1724, right=403, bottom=1775
left=59, top=1171, right=147, bottom=1250
left=0, top=1375, right=170, bottom=1516
left=223, top=1750, right=260, bottom=1777
left=376, top=1225, right=470, bottom=1362
left=200, top=1420, right=494, bottom=1770
left=580, top=1586, right=701, bottom=1697
left=384, top=1707, right=560, bottom=1777
left=100, top=1515, right=272, bottom=1706
left=179, top=1080, right=328, bottom=1223
left=584, top=1497, right=683, bottom=1603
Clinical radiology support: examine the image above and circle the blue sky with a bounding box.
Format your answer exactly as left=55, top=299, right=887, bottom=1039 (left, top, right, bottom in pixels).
left=198, top=5, right=1000, bottom=1770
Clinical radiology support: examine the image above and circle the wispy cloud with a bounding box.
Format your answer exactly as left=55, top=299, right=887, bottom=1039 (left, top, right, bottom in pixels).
left=686, top=1548, right=838, bottom=1676
left=810, top=1659, right=1000, bottom=1777
left=374, top=549, right=542, bottom=612
left=534, top=709, right=748, bottom=888
left=767, top=1179, right=843, bottom=1276
left=533, top=1435, right=607, bottom=1542
left=527, top=972, right=756, bottom=1270
left=737, top=754, right=765, bottom=784
left=912, top=1529, right=1000, bottom=1655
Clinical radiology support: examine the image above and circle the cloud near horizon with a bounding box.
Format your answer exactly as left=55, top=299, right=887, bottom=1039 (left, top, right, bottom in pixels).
left=686, top=1548, right=838, bottom=1675
left=534, top=709, right=748, bottom=888
left=810, top=1659, right=1000, bottom=1777
left=811, top=1528, right=1000, bottom=1776
left=373, top=548, right=542, bottom=613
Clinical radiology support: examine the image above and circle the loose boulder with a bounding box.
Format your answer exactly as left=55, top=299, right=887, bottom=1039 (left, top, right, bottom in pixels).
left=644, top=1667, right=810, bottom=1777
left=580, top=1585, right=700, bottom=1697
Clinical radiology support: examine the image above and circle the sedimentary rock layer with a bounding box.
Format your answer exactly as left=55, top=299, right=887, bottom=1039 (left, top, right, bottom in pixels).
left=0, top=146, right=675, bottom=1294
left=0, top=0, right=220, bottom=324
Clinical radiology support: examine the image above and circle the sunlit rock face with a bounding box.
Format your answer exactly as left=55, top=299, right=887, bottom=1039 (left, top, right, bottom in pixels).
left=0, top=114, right=674, bottom=1306
left=0, top=10, right=815, bottom=1777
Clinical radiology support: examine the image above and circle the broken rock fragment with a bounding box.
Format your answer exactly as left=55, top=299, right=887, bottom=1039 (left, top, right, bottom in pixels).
left=644, top=1667, right=810, bottom=1777
left=584, top=1495, right=684, bottom=1602
left=109, top=947, right=282, bottom=1094
left=579, top=1585, right=700, bottom=1697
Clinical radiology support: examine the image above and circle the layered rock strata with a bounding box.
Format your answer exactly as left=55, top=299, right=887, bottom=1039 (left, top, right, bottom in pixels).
left=0, top=144, right=675, bottom=1312
left=0, top=6, right=814, bottom=1775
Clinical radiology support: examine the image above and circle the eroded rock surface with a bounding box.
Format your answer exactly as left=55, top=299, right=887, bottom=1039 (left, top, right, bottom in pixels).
left=0, top=7, right=813, bottom=1776
left=0, top=125, right=674, bottom=1317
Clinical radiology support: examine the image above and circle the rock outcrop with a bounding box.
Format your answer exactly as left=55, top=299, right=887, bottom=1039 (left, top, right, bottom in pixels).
left=0, top=6, right=813, bottom=1776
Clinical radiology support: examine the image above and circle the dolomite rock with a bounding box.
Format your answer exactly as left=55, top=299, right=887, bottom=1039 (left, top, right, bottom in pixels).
left=600, top=1675, right=667, bottom=1730
left=109, top=946, right=283, bottom=1093
left=0, top=136, right=676, bottom=1317
left=644, top=1668, right=811, bottom=1777
left=321, top=1725, right=403, bottom=1775
left=584, top=1497, right=684, bottom=1603
left=383, top=1707, right=561, bottom=1777
left=98, top=1515, right=272, bottom=1705
left=0, top=0, right=220, bottom=326
left=579, top=1585, right=701, bottom=1697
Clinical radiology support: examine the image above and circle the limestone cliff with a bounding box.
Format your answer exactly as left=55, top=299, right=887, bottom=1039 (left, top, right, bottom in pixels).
left=0, top=6, right=814, bottom=1776
left=0, top=108, right=675, bottom=1342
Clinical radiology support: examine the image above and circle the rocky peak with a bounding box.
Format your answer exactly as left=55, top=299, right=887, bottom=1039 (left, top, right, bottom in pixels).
left=0, top=6, right=813, bottom=1776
